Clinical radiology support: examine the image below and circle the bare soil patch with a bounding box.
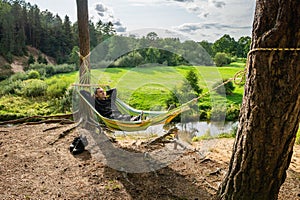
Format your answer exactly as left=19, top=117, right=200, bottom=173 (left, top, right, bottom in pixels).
left=0, top=123, right=299, bottom=199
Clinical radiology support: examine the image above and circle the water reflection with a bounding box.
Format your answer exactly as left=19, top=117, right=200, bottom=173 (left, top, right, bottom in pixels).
left=114, top=121, right=238, bottom=137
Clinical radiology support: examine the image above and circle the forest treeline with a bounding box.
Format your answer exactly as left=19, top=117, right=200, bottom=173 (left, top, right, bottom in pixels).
left=0, top=0, right=251, bottom=73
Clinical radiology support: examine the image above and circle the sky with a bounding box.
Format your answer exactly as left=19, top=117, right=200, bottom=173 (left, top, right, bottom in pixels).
left=26, top=0, right=256, bottom=42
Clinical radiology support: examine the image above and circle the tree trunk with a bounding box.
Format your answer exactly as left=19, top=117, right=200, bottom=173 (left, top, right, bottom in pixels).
left=76, top=0, right=90, bottom=84
left=217, top=1, right=300, bottom=200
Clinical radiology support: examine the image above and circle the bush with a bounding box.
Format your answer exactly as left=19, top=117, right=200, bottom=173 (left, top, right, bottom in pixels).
left=214, top=52, right=231, bottom=67
left=24, top=63, right=47, bottom=76
left=46, top=82, right=69, bottom=98
left=9, top=72, right=28, bottom=82
left=27, top=70, right=41, bottom=79
left=0, top=80, right=23, bottom=95
left=28, top=54, right=35, bottom=65
left=0, top=64, right=14, bottom=81
left=48, top=86, right=74, bottom=113
left=25, top=63, right=76, bottom=77
left=226, top=104, right=240, bottom=121
left=213, top=79, right=235, bottom=95
left=54, top=64, right=76, bottom=74
left=22, top=79, right=47, bottom=97
left=115, top=52, right=144, bottom=67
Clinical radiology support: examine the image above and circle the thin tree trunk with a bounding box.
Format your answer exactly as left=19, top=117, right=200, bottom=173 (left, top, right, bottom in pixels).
left=217, top=0, right=300, bottom=199
left=76, top=0, right=90, bottom=84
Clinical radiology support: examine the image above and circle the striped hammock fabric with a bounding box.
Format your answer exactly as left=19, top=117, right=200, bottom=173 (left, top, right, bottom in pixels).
left=75, top=88, right=191, bottom=132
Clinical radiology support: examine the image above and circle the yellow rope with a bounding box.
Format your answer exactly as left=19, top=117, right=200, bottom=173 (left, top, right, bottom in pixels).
left=233, top=47, right=300, bottom=85
left=248, top=47, right=300, bottom=54
left=76, top=51, right=91, bottom=84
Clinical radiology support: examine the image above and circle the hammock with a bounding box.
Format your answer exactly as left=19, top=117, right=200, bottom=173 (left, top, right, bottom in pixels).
left=75, top=87, right=191, bottom=132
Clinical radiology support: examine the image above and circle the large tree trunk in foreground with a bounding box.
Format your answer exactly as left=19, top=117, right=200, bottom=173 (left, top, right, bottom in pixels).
left=76, top=0, right=90, bottom=84
left=217, top=1, right=300, bottom=199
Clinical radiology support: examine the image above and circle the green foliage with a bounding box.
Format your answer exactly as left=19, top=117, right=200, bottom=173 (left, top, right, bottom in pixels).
left=27, top=70, right=41, bottom=79
left=214, top=52, right=231, bottom=67
left=186, top=70, right=202, bottom=95
left=26, top=63, right=75, bottom=77
left=0, top=95, right=51, bottom=121
left=68, top=46, right=80, bottom=69
left=37, top=54, right=47, bottom=64
left=48, top=86, right=73, bottom=113
left=0, top=79, right=23, bottom=95
left=212, top=34, right=237, bottom=56
left=0, top=65, right=244, bottom=120
left=226, top=104, right=240, bottom=121
left=213, top=79, right=235, bottom=95
left=27, top=54, right=35, bottom=65
left=0, top=64, right=13, bottom=80
left=22, top=79, right=47, bottom=97
left=114, top=51, right=144, bottom=67
left=46, top=79, right=69, bottom=98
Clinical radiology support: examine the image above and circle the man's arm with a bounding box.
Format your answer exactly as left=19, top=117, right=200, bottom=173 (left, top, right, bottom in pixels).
left=106, top=88, right=117, bottom=101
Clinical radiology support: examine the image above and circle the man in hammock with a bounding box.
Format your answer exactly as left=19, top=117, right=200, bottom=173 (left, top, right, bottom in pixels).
left=94, top=87, right=143, bottom=121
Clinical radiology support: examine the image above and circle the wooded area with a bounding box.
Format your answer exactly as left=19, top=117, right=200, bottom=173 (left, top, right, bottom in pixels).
left=0, top=0, right=251, bottom=69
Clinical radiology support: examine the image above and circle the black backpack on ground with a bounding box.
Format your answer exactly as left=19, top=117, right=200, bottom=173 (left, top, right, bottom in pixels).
left=69, top=136, right=86, bottom=155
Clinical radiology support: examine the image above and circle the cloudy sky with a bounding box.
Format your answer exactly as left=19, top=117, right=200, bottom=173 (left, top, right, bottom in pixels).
left=26, top=0, right=256, bottom=42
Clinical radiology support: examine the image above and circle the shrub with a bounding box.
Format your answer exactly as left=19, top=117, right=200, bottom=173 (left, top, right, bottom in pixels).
left=226, top=104, right=240, bottom=121
left=115, top=52, right=144, bottom=67
left=47, top=82, right=68, bottom=97
left=48, top=86, right=74, bottom=113
left=186, top=70, right=202, bottom=95
left=27, top=70, right=41, bottom=79
left=27, top=54, right=35, bottom=65
left=24, top=63, right=47, bottom=76
left=213, top=79, right=235, bottom=95
left=214, top=52, right=231, bottom=67
left=0, top=80, right=23, bottom=95
left=22, top=79, right=47, bottom=97
left=9, top=72, right=28, bottom=82
left=54, top=64, right=76, bottom=74
left=0, top=64, right=14, bottom=81
left=46, top=80, right=69, bottom=98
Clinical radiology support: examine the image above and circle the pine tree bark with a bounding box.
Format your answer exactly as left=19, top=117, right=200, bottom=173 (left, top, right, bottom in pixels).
left=217, top=1, right=300, bottom=199
left=76, top=0, right=90, bottom=84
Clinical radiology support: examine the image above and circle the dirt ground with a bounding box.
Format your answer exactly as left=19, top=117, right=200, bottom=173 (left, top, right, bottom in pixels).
left=0, top=123, right=299, bottom=200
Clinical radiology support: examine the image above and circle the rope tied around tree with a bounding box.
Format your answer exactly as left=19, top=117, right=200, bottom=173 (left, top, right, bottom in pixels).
left=233, top=47, right=300, bottom=85
left=77, top=51, right=91, bottom=84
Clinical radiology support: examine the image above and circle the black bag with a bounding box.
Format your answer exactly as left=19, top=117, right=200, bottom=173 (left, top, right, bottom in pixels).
left=69, top=137, right=85, bottom=155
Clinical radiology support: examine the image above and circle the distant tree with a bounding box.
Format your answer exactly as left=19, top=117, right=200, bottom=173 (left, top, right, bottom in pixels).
left=146, top=32, right=158, bottom=41
left=214, top=52, right=231, bottom=66
left=212, top=34, right=237, bottom=56
left=27, top=54, right=35, bottom=65
left=237, top=36, right=251, bottom=57
left=145, top=47, right=160, bottom=63
left=199, top=40, right=214, bottom=57
left=186, top=70, right=202, bottom=95
left=68, top=46, right=80, bottom=69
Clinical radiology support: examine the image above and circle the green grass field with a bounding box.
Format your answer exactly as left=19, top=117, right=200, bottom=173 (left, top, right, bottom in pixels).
left=87, top=65, right=245, bottom=109
left=0, top=64, right=245, bottom=120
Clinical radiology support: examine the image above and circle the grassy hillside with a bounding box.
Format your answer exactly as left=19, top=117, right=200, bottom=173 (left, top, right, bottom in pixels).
left=0, top=65, right=245, bottom=121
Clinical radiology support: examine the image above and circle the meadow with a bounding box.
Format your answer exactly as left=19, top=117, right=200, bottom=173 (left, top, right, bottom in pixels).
left=0, top=63, right=245, bottom=121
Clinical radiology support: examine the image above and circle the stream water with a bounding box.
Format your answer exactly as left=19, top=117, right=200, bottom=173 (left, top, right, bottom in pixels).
left=116, top=121, right=238, bottom=137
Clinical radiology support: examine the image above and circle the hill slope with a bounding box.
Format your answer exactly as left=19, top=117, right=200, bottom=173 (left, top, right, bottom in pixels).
left=0, top=46, right=56, bottom=73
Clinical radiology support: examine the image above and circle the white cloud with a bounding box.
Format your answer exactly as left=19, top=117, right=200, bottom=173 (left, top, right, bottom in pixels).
left=90, top=0, right=254, bottom=41
left=91, top=3, right=127, bottom=33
